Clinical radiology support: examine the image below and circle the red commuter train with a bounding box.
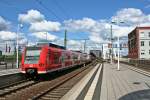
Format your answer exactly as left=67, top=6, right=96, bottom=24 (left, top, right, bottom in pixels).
left=20, top=43, right=91, bottom=76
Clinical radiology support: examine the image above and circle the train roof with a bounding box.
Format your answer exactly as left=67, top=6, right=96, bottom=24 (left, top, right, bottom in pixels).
left=49, top=43, right=66, bottom=50
left=37, top=42, right=66, bottom=50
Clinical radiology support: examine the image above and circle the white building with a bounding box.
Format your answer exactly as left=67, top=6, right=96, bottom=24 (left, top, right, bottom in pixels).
left=139, top=27, right=150, bottom=59
left=102, top=44, right=110, bottom=59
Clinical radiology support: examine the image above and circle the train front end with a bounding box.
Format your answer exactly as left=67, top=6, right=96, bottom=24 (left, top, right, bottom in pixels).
left=21, top=46, right=47, bottom=76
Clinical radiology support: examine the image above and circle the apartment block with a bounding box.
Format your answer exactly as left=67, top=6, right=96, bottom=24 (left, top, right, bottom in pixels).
left=128, top=27, right=150, bottom=59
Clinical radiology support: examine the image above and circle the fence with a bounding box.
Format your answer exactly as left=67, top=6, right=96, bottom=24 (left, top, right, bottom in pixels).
left=0, top=55, right=21, bottom=69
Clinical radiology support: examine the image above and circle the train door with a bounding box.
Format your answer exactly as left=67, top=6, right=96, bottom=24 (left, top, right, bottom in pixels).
left=60, top=51, right=65, bottom=68
left=53, top=52, right=61, bottom=68
left=71, top=53, right=74, bottom=65
left=65, top=53, right=71, bottom=66
left=46, top=49, right=51, bottom=70
left=78, top=54, right=81, bottom=64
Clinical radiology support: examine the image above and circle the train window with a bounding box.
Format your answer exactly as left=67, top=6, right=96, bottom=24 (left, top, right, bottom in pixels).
left=25, top=49, right=41, bottom=64
left=68, top=55, right=70, bottom=59
left=73, top=54, right=78, bottom=60
left=60, top=52, right=65, bottom=62
left=64, top=53, right=68, bottom=60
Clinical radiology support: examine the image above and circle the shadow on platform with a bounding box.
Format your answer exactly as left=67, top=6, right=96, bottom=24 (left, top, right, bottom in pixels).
left=119, top=89, right=150, bottom=100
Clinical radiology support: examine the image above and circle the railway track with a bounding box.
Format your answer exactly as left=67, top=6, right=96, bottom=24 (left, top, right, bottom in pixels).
left=0, top=80, right=39, bottom=99
left=0, top=79, right=29, bottom=90
left=32, top=63, right=98, bottom=100
left=0, top=61, right=98, bottom=100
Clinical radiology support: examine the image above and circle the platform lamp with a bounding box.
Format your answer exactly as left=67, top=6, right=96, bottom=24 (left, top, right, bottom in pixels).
left=111, top=21, right=124, bottom=71
left=16, top=24, right=23, bottom=68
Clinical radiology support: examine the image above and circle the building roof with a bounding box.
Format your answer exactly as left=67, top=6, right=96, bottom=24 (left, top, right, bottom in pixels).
left=128, top=26, right=150, bottom=36
left=136, top=26, right=150, bottom=30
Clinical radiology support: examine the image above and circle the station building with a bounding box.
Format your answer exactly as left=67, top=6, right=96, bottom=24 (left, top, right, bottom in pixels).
left=128, top=26, right=150, bottom=59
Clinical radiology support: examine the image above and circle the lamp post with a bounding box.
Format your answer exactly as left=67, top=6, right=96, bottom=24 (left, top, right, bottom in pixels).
left=111, top=21, right=124, bottom=71
left=64, top=30, right=67, bottom=49
left=16, top=24, right=23, bottom=68
left=117, top=35, right=120, bottom=70
left=110, top=24, right=113, bottom=64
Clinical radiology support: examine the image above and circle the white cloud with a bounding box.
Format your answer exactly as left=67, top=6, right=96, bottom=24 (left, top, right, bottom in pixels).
left=112, top=8, right=150, bottom=25
left=18, top=9, right=61, bottom=33
left=18, top=9, right=44, bottom=23
left=64, top=8, right=150, bottom=43
left=29, top=20, right=61, bottom=32
left=66, top=40, right=82, bottom=51
left=0, top=31, right=28, bottom=44
left=110, top=25, right=135, bottom=37
left=0, top=16, right=10, bottom=31
left=89, top=34, right=103, bottom=43
left=64, top=18, right=110, bottom=43
left=0, top=31, right=16, bottom=40
left=31, top=32, right=57, bottom=41
left=64, top=18, right=96, bottom=32
left=19, top=38, right=28, bottom=45
left=67, top=40, right=81, bottom=46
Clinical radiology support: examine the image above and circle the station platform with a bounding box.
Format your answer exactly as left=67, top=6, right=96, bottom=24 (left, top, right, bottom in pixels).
left=100, top=63, right=150, bottom=100
left=61, top=63, right=150, bottom=100
left=0, top=68, right=20, bottom=76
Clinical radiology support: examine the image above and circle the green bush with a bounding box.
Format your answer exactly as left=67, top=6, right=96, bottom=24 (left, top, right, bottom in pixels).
left=2, top=53, right=22, bottom=63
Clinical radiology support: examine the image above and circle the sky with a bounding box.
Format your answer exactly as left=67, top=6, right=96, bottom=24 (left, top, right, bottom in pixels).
left=0, top=0, right=150, bottom=53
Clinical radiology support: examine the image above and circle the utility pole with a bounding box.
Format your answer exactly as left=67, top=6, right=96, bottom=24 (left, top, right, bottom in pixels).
left=46, top=32, right=48, bottom=41
left=71, top=38, right=89, bottom=53
left=16, top=25, right=19, bottom=68
left=117, top=36, right=120, bottom=70
left=83, top=39, right=89, bottom=53
left=102, top=44, right=103, bottom=59
left=64, top=29, right=67, bottom=49
left=84, top=39, right=87, bottom=53
left=16, top=24, right=23, bottom=68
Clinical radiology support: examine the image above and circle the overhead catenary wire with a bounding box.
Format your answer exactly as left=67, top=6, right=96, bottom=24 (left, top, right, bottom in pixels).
left=0, top=1, right=25, bottom=26
left=0, top=0, right=23, bottom=12
left=50, top=0, right=70, bottom=19
left=35, top=0, right=63, bottom=21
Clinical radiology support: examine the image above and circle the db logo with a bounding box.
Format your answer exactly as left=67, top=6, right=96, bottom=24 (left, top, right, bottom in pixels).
left=29, top=64, right=33, bottom=67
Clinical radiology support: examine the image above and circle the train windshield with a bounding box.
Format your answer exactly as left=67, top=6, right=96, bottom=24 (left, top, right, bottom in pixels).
left=25, top=47, right=41, bottom=64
